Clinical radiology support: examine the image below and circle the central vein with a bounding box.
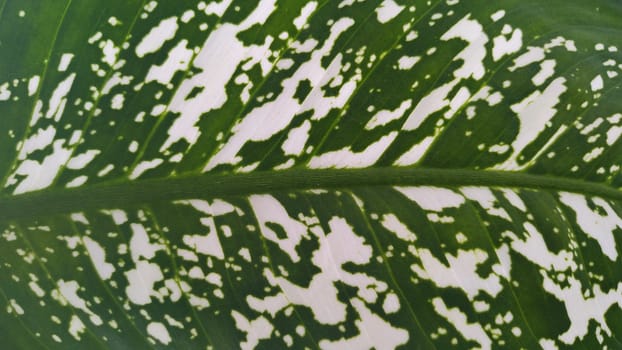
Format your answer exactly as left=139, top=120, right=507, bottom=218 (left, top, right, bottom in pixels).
left=2, top=167, right=620, bottom=221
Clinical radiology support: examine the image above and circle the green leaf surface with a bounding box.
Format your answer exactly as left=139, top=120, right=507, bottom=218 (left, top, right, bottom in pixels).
left=2, top=0, right=622, bottom=348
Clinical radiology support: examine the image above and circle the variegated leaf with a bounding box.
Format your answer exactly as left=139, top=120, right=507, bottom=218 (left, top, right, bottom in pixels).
left=1, top=0, right=622, bottom=348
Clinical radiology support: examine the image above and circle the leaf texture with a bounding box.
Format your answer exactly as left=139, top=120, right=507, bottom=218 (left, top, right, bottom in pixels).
left=1, top=0, right=622, bottom=348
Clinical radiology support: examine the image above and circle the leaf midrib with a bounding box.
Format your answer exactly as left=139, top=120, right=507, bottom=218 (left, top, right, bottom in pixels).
left=3, top=167, right=620, bottom=221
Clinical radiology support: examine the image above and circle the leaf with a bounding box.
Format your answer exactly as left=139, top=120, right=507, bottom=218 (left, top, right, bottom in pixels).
left=1, top=0, right=622, bottom=348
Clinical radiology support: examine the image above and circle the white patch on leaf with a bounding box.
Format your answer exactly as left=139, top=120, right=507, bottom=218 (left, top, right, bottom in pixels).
left=177, top=198, right=238, bottom=216
left=145, top=39, right=193, bottom=85
left=129, top=158, right=163, bottom=179
left=58, top=280, right=103, bottom=325
left=492, top=28, right=522, bottom=61
left=163, top=0, right=278, bottom=154
left=590, top=75, right=604, bottom=91
left=502, top=189, right=526, bottom=212
left=394, top=135, right=435, bottom=166
left=125, top=261, right=164, bottom=305
left=383, top=292, right=401, bottom=314
left=147, top=322, right=172, bottom=345
left=28, top=75, right=40, bottom=95
left=396, top=56, right=420, bottom=70
left=105, top=209, right=127, bottom=225
left=68, top=315, right=85, bottom=340
left=441, top=14, right=488, bottom=80
left=308, top=132, right=398, bottom=169
left=365, top=100, right=412, bottom=129
left=135, top=17, right=179, bottom=57
left=558, top=193, right=620, bottom=261
left=204, top=0, right=233, bottom=16
left=319, top=298, right=408, bottom=349
left=380, top=214, right=417, bottom=242
left=12, top=140, right=73, bottom=194
left=396, top=186, right=465, bottom=211
left=402, top=79, right=459, bottom=131
left=282, top=120, right=311, bottom=156
left=249, top=194, right=308, bottom=262
left=83, top=237, right=115, bottom=280
left=129, top=223, right=163, bottom=262
left=490, top=10, right=505, bottom=22
left=460, top=187, right=511, bottom=221
left=375, top=0, right=404, bottom=24
left=67, top=150, right=100, bottom=170
left=411, top=248, right=502, bottom=300
left=247, top=217, right=386, bottom=325
left=231, top=311, right=274, bottom=350
left=503, top=223, right=577, bottom=271
left=432, top=297, right=491, bottom=350
left=532, top=59, right=556, bottom=86
left=293, top=2, right=317, bottom=30
left=18, top=126, right=56, bottom=160
left=58, top=53, right=74, bottom=72
left=541, top=274, right=622, bottom=345
left=510, top=46, right=545, bottom=70
left=204, top=16, right=353, bottom=170
left=494, top=77, right=567, bottom=170
left=182, top=218, right=225, bottom=259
